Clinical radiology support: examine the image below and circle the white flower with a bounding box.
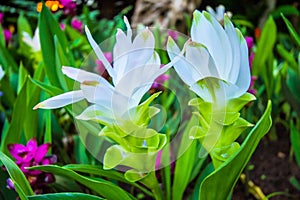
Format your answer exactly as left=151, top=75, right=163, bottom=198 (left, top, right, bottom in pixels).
left=23, top=28, right=41, bottom=52
left=167, top=10, right=250, bottom=103
left=0, top=65, right=4, bottom=80
left=206, top=5, right=232, bottom=22
left=34, top=17, right=181, bottom=126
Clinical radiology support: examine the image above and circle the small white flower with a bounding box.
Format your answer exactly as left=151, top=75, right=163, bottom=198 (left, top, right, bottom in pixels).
left=23, top=28, right=41, bottom=52
left=167, top=10, right=250, bottom=103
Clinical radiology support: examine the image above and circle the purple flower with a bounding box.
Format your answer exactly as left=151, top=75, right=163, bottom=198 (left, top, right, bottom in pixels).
left=0, top=12, right=4, bottom=24
left=71, top=17, right=83, bottom=33
left=6, top=138, right=56, bottom=193
left=60, top=0, right=76, bottom=15
left=95, top=52, right=113, bottom=75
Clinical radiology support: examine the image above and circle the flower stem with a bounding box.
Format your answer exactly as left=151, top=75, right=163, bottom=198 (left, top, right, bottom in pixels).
left=140, top=171, right=163, bottom=200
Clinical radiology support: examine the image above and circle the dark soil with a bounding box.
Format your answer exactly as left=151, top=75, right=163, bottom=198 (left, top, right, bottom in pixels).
left=233, top=129, right=300, bottom=200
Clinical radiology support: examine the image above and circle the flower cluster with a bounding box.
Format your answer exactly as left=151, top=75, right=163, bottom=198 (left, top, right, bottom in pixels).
left=6, top=138, right=56, bottom=194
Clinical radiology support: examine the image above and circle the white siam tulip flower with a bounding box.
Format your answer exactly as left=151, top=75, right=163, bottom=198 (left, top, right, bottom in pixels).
left=34, top=17, right=182, bottom=127
left=167, top=10, right=251, bottom=103
left=23, top=28, right=41, bottom=52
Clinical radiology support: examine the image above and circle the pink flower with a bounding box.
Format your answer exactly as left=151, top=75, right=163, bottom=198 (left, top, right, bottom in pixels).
left=6, top=138, right=56, bottom=193
left=95, top=52, right=113, bottom=75
left=167, top=30, right=178, bottom=41
left=3, top=29, right=12, bottom=45
left=245, top=36, right=256, bottom=95
left=245, top=36, right=254, bottom=50
left=71, top=17, right=83, bottom=32
left=60, top=0, right=76, bottom=15
left=0, top=12, right=4, bottom=24
left=60, top=23, right=66, bottom=31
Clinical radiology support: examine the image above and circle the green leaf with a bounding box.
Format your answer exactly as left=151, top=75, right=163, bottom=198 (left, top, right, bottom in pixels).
left=64, top=164, right=153, bottom=196
left=18, top=63, right=29, bottom=94
left=281, top=14, right=300, bottom=47
left=0, top=25, right=5, bottom=47
left=252, top=17, right=277, bottom=75
left=172, top=115, right=198, bottom=200
left=290, top=122, right=300, bottom=167
left=199, top=101, right=272, bottom=200
left=0, top=151, right=34, bottom=197
left=289, top=177, right=300, bottom=190
left=29, top=76, right=63, bottom=97
left=276, top=44, right=298, bottom=72
left=29, top=165, right=133, bottom=200
left=286, top=68, right=300, bottom=103
left=24, top=63, right=45, bottom=140
left=0, top=42, right=19, bottom=72
left=0, top=169, right=18, bottom=200
left=17, top=13, right=33, bottom=57
left=27, top=193, right=104, bottom=200
left=1, top=78, right=28, bottom=153
left=38, top=5, right=74, bottom=89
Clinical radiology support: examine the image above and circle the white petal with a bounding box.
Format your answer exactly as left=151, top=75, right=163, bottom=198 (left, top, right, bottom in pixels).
left=124, top=28, right=155, bottom=76
left=85, top=26, right=116, bottom=80
left=185, top=41, right=219, bottom=80
left=62, top=66, right=113, bottom=89
left=33, top=90, right=84, bottom=110
left=123, top=16, right=132, bottom=40
left=191, top=11, right=232, bottom=80
left=234, top=30, right=251, bottom=97
left=22, top=32, right=34, bottom=48
left=113, top=29, right=131, bottom=84
left=76, top=104, right=114, bottom=125
left=190, top=82, right=212, bottom=102
left=80, top=84, right=114, bottom=108
left=0, top=65, right=4, bottom=80
left=167, top=38, right=198, bottom=86
left=224, top=16, right=240, bottom=84
left=32, top=28, right=41, bottom=51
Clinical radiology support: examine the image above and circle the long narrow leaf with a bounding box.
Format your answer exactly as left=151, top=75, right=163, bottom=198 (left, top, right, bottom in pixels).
left=27, top=193, right=104, bottom=200
left=29, top=165, right=134, bottom=200
left=0, top=151, right=34, bottom=197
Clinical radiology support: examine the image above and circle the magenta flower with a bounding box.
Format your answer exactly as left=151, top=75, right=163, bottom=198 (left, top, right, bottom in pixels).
left=6, top=138, right=56, bottom=193
left=245, top=36, right=256, bottom=95
left=60, top=0, right=76, bottom=15
left=60, top=23, right=66, bottom=31
left=0, top=12, right=4, bottom=24
left=167, top=30, right=178, bottom=41
left=245, top=36, right=254, bottom=50
left=3, top=29, right=12, bottom=45
left=95, top=52, right=113, bottom=75
left=71, top=17, right=83, bottom=32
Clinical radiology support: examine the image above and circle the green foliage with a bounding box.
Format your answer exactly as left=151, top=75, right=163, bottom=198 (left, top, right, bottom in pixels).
left=27, top=193, right=104, bottom=200
left=252, top=17, right=277, bottom=99
left=0, top=151, right=34, bottom=199
left=199, top=101, right=272, bottom=199
left=29, top=165, right=133, bottom=200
